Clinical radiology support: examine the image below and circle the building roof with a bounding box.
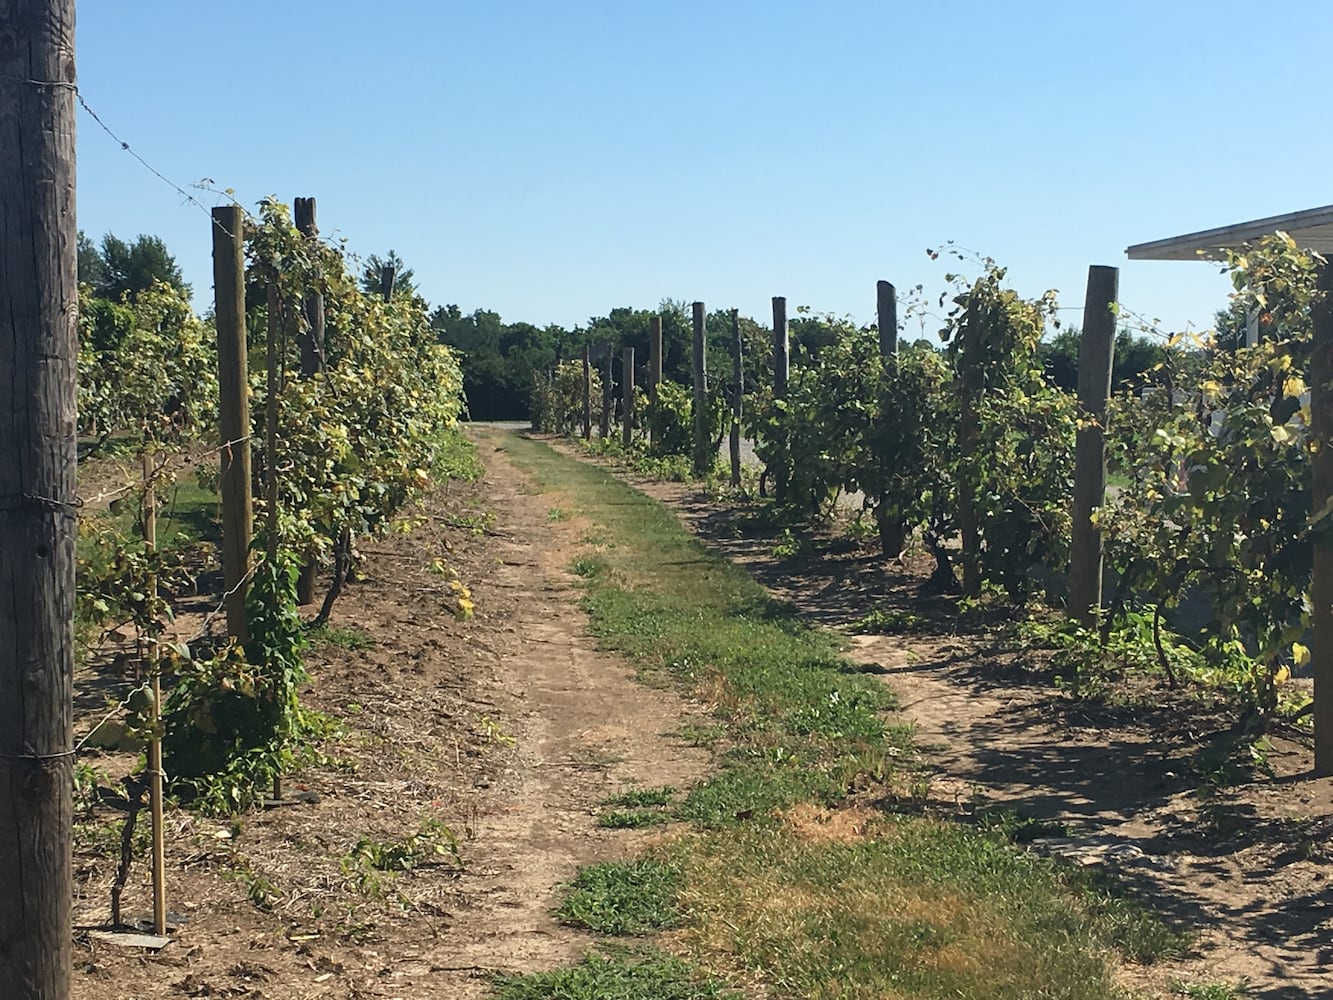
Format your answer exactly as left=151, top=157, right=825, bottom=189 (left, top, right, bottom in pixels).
left=1126, top=204, right=1333, bottom=261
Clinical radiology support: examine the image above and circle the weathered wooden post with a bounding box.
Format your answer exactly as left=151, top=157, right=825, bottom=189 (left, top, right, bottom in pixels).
left=622, top=346, right=636, bottom=449
left=293, top=198, right=323, bottom=605
left=877, top=280, right=898, bottom=357
left=772, top=296, right=790, bottom=503
left=692, top=302, right=710, bottom=476
left=1310, top=262, right=1333, bottom=774
left=1068, top=266, right=1118, bottom=627
left=213, top=205, right=254, bottom=641
left=600, top=341, right=613, bottom=439
left=957, top=293, right=982, bottom=597
left=730, top=308, right=743, bottom=487
left=649, top=315, right=663, bottom=444
left=293, top=197, right=326, bottom=377
left=141, top=453, right=166, bottom=937
left=582, top=344, right=592, bottom=440
left=876, top=280, right=905, bottom=557
left=0, top=5, right=77, bottom=993
left=380, top=264, right=395, bottom=301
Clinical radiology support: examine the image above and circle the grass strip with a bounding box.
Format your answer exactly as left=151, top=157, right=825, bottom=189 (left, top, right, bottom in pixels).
left=491, top=433, right=1183, bottom=1000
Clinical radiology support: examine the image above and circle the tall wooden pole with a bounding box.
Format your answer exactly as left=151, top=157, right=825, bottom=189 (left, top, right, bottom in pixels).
left=0, top=4, right=78, bottom=996
left=213, top=205, right=253, bottom=642
left=1310, top=262, right=1333, bottom=775
left=876, top=280, right=898, bottom=357
left=379, top=264, right=395, bottom=301
left=582, top=344, right=592, bottom=440
left=649, top=315, right=663, bottom=444
left=876, top=280, right=905, bottom=557
left=292, top=197, right=325, bottom=377
left=622, top=346, right=636, bottom=449
left=1068, top=266, right=1118, bottom=627
left=729, top=309, right=743, bottom=487
left=772, top=296, right=789, bottom=503
left=600, top=342, right=613, bottom=439
left=957, top=294, right=982, bottom=597
left=692, top=302, right=710, bottom=476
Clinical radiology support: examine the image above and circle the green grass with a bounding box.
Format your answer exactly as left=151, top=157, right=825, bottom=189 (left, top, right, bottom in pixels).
left=494, top=952, right=739, bottom=1000
left=307, top=624, right=375, bottom=650
left=604, top=786, right=676, bottom=808
left=1170, top=980, right=1250, bottom=999
left=489, top=432, right=1184, bottom=1000
left=556, top=859, right=680, bottom=935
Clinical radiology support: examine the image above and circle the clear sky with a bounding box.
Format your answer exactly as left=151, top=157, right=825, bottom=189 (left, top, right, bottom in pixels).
left=75, top=1, right=1333, bottom=340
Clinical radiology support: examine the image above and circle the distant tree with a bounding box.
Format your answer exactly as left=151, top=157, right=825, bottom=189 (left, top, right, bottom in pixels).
left=77, top=230, right=106, bottom=291
left=361, top=250, right=418, bottom=300
left=82, top=232, right=187, bottom=301
left=1038, top=326, right=1166, bottom=392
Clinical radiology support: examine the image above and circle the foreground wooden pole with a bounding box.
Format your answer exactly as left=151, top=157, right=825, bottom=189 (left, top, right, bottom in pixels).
left=213, top=205, right=253, bottom=642
left=730, top=309, right=743, bottom=487
left=582, top=345, right=592, bottom=440
left=1310, top=262, right=1333, bottom=775
left=0, top=4, right=78, bottom=995
left=1068, top=266, right=1118, bottom=627
left=772, top=296, right=789, bottom=503
left=692, top=302, right=710, bottom=476
left=622, top=347, right=636, bottom=449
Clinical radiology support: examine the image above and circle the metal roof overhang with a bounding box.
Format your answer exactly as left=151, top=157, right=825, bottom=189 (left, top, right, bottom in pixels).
left=1126, top=204, right=1333, bottom=262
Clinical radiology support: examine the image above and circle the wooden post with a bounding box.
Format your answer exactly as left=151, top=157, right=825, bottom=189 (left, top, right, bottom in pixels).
left=141, top=453, right=166, bottom=937
left=293, top=197, right=325, bottom=377
left=957, top=294, right=982, bottom=597
left=772, top=296, right=789, bottom=503
left=0, top=4, right=77, bottom=995
left=293, top=198, right=321, bottom=605
left=1310, top=261, right=1333, bottom=775
left=582, top=345, right=592, bottom=440
left=730, top=309, right=743, bottom=487
left=380, top=264, right=395, bottom=301
left=600, top=342, right=613, bottom=439
left=692, top=301, right=710, bottom=476
left=213, top=205, right=253, bottom=642
left=622, top=346, right=636, bottom=449
left=877, top=280, right=898, bottom=357
left=649, top=315, right=663, bottom=444
left=876, top=280, right=905, bottom=557
left=1068, top=266, right=1118, bottom=627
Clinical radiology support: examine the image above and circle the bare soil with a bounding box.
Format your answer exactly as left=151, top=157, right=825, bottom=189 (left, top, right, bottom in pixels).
left=599, top=457, right=1333, bottom=1000
left=70, top=428, right=707, bottom=1000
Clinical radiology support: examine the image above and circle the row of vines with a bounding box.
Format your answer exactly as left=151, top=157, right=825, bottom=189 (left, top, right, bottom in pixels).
left=532, top=236, right=1324, bottom=728
left=77, top=198, right=467, bottom=818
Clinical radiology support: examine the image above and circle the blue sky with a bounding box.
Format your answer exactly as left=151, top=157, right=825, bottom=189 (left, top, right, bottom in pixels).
left=76, top=1, right=1333, bottom=339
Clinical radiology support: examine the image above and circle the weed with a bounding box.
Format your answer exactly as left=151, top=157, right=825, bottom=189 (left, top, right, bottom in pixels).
left=849, top=608, right=926, bottom=634
left=494, top=951, right=738, bottom=1000
left=547, top=505, right=570, bottom=522
left=340, top=819, right=463, bottom=895
left=557, top=858, right=679, bottom=935
left=598, top=810, right=667, bottom=829
left=475, top=715, right=515, bottom=746
left=1170, top=979, right=1251, bottom=999
left=307, top=624, right=375, bottom=651
left=604, top=786, right=675, bottom=808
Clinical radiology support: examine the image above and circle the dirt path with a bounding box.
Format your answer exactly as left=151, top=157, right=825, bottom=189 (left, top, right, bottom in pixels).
left=434, top=430, right=709, bottom=994
left=72, top=430, right=706, bottom=1000
left=589, top=458, right=1333, bottom=1000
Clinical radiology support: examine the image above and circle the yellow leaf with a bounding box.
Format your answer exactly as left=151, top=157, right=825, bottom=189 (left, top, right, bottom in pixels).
left=1284, top=376, right=1308, bottom=398
left=1293, top=642, right=1311, bottom=668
